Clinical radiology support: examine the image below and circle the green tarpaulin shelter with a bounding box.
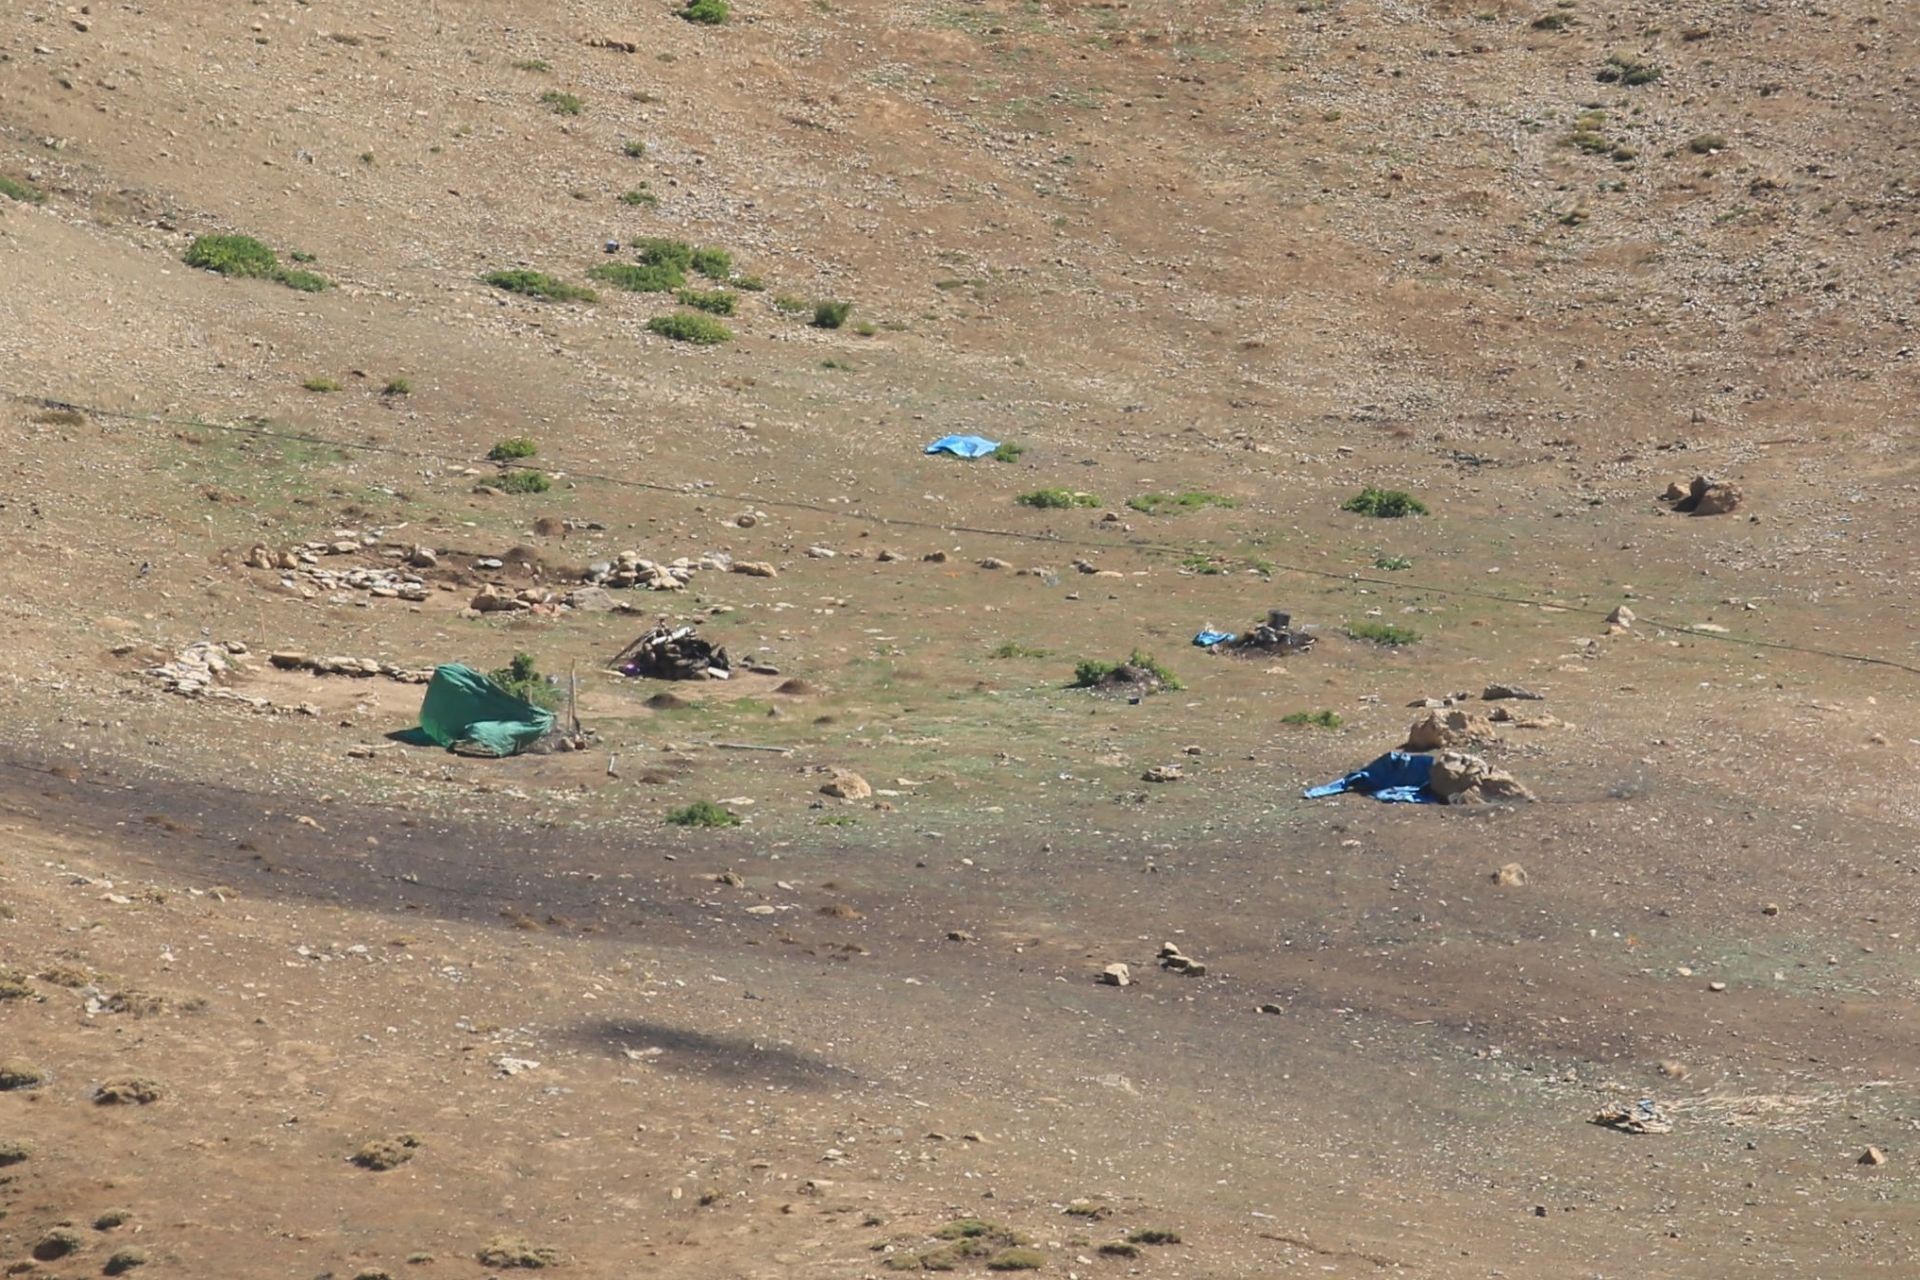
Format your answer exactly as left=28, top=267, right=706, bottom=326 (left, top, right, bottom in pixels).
left=413, top=663, right=554, bottom=757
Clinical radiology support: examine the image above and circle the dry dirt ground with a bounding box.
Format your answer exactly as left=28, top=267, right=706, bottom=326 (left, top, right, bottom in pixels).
left=4, top=0, right=1920, bottom=1275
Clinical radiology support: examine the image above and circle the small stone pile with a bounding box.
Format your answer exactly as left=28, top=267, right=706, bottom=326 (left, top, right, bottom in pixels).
left=584, top=551, right=729, bottom=591
left=245, top=538, right=432, bottom=603
left=1158, top=942, right=1207, bottom=977
left=146, top=640, right=249, bottom=695
left=268, top=653, right=431, bottom=683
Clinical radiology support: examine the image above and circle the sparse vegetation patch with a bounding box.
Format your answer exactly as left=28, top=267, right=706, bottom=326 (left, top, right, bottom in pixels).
left=1128, top=491, right=1238, bottom=515
left=1347, top=620, right=1421, bottom=646
left=485, top=269, right=597, bottom=302
left=488, top=436, right=538, bottom=461
left=667, top=800, right=741, bottom=828
left=0, top=174, right=46, bottom=204
left=1017, top=488, right=1099, bottom=509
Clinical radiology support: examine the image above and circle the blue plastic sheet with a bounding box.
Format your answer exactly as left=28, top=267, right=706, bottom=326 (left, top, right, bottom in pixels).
left=924, top=434, right=1002, bottom=459
left=1303, top=750, right=1441, bottom=805
left=1193, top=630, right=1235, bottom=648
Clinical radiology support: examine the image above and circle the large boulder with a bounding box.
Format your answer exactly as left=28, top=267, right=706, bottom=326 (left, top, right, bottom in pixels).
left=1428, top=751, right=1534, bottom=804
left=1406, top=709, right=1498, bottom=751
left=820, top=770, right=872, bottom=801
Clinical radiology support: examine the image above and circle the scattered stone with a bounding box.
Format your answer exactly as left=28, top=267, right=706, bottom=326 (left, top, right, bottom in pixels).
left=923, top=550, right=949, bottom=563
left=585, top=32, right=643, bottom=53
left=1762, top=902, right=1780, bottom=916
left=476, top=1236, right=564, bottom=1269
left=93, top=1077, right=162, bottom=1105
left=1257, top=1002, right=1283, bottom=1015
left=731, top=560, right=778, bottom=578
left=0, top=1139, right=29, bottom=1166
left=1158, top=942, right=1207, bottom=976
left=1099, top=963, right=1132, bottom=987
left=351, top=1134, right=422, bottom=1170
left=406, top=544, right=438, bottom=568
left=1493, top=862, right=1528, bottom=887
left=978, top=556, right=1012, bottom=570
left=946, top=930, right=974, bottom=942
left=493, top=1057, right=540, bottom=1077
left=1670, top=474, right=1743, bottom=516
left=1708, top=980, right=1727, bottom=992
left=563, top=585, right=623, bottom=613
left=1861, top=1145, right=1889, bottom=1167
left=1591, top=1100, right=1672, bottom=1135
left=820, top=770, right=872, bottom=801
left=1658, top=1060, right=1690, bottom=1080
left=1141, top=764, right=1184, bottom=783
left=1482, top=683, right=1543, bottom=701
left=876, top=548, right=901, bottom=562
left=806, top=545, right=837, bottom=559
left=1606, top=604, right=1635, bottom=629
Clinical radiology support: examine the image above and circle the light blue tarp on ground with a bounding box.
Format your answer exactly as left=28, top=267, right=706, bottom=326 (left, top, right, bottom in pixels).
left=924, top=434, right=1002, bottom=459
left=413, top=663, right=554, bottom=757
left=1303, top=750, right=1441, bottom=805
left=1193, top=630, right=1235, bottom=647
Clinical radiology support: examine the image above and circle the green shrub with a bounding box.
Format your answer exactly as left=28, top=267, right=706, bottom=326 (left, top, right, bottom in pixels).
left=735, top=275, right=767, bottom=292
left=301, top=376, right=341, bottom=393
left=1688, top=133, right=1728, bottom=153
left=1127, top=491, right=1238, bottom=515
left=811, top=300, right=853, bottom=329
left=1073, top=649, right=1181, bottom=690
left=676, top=288, right=737, bottom=315
left=1373, top=553, right=1413, bottom=571
left=0, top=175, right=45, bottom=204
left=772, top=293, right=810, bottom=314
left=276, top=267, right=330, bottom=292
left=488, top=436, right=537, bottom=461
left=540, top=90, right=585, bottom=115
left=1127, top=1228, right=1182, bottom=1246
left=485, top=269, right=597, bottom=302
left=512, top=58, right=550, bottom=72
left=990, top=442, right=1025, bottom=462
left=185, top=233, right=278, bottom=278
left=382, top=378, right=412, bottom=396
left=1098, top=1242, right=1139, bottom=1258
left=623, top=139, right=648, bottom=158
left=1017, top=488, right=1099, bottom=509
left=667, top=800, right=740, bottom=828
left=589, top=262, right=683, bottom=292
left=490, top=653, right=560, bottom=708
left=618, top=188, right=659, bottom=207
left=635, top=237, right=695, bottom=270
left=689, top=247, right=733, bottom=279
left=287, top=249, right=318, bottom=263
left=1180, top=554, right=1227, bottom=575
left=986, top=1251, right=1044, bottom=1272
left=103, top=1248, right=150, bottom=1276
left=1597, top=53, right=1661, bottom=85
left=1347, top=620, right=1421, bottom=646
left=853, top=321, right=878, bottom=336
left=680, top=0, right=730, bottom=23
left=1342, top=487, right=1427, bottom=518
left=989, top=641, right=1050, bottom=659
left=1280, top=710, right=1342, bottom=729
left=495, top=469, right=552, bottom=494
left=648, top=312, right=733, bottom=344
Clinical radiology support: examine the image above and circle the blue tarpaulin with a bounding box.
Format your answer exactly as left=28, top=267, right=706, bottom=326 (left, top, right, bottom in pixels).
left=1303, top=750, right=1441, bottom=805
left=924, top=434, right=1002, bottom=459
left=1193, top=630, right=1235, bottom=647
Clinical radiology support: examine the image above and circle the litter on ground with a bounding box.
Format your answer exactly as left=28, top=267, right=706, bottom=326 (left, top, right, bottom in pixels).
left=923, top=434, right=1002, bottom=458
left=611, top=624, right=731, bottom=681
left=1305, top=750, right=1534, bottom=805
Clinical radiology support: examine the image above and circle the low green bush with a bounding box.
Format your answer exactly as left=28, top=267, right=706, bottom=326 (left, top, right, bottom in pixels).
left=1073, top=649, right=1181, bottom=690
left=540, top=90, right=585, bottom=115
left=488, top=437, right=537, bottom=461
left=1342, top=487, right=1427, bottom=518
left=690, top=247, right=733, bottom=279
left=485, top=269, right=596, bottom=302
left=647, top=312, right=733, bottom=344
left=496, top=469, right=552, bottom=494
left=676, top=288, right=737, bottom=315
left=680, top=0, right=730, bottom=23
left=1128, top=491, right=1238, bottom=515
left=667, top=800, right=740, bottom=827
left=811, top=300, right=853, bottom=329
left=589, top=262, right=684, bottom=292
